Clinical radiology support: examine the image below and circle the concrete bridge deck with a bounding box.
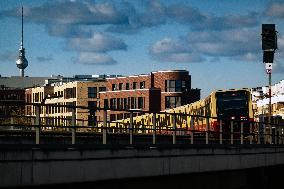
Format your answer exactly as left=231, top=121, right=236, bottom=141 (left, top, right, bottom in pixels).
left=1, top=144, right=284, bottom=188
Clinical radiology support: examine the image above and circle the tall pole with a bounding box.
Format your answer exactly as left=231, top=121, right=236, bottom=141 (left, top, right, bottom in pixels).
left=21, top=6, right=23, bottom=48
left=262, top=24, right=277, bottom=144
left=269, top=72, right=272, bottom=143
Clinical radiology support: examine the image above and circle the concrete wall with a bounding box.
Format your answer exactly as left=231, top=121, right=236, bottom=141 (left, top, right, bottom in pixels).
left=1, top=145, right=284, bottom=187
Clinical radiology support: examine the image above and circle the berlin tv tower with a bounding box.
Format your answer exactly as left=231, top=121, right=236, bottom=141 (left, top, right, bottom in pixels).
left=16, top=7, right=28, bottom=77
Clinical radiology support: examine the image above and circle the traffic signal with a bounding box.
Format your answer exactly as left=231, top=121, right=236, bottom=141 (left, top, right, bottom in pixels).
left=263, top=50, right=274, bottom=63
left=262, top=24, right=277, bottom=50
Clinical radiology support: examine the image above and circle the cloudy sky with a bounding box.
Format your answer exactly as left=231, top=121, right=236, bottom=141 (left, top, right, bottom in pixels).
left=1, top=0, right=284, bottom=97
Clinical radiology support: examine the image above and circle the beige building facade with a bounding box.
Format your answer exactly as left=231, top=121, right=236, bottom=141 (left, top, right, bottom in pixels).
left=26, top=80, right=106, bottom=128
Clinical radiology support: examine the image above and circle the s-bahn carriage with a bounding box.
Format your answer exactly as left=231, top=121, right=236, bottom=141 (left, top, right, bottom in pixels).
left=156, top=88, right=253, bottom=137
left=205, top=89, right=253, bottom=138
left=105, top=89, right=253, bottom=141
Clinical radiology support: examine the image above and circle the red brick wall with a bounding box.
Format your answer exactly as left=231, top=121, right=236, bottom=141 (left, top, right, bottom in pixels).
left=151, top=70, right=199, bottom=110
left=152, top=70, right=191, bottom=91
left=106, top=75, right=151, bottom=91
left=99, top=70, right=200, bottom=121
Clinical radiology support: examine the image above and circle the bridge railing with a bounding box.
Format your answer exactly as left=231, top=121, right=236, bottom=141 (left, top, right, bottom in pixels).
left=0, top=103, right=283, bottom=145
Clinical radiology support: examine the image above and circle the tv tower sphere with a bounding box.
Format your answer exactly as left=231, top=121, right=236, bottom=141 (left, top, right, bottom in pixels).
left=16, top=47, right=28, bottom=69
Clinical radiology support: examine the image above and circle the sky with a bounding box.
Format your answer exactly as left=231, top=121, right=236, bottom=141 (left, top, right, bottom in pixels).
left=1, top=0, right=284, bottom=98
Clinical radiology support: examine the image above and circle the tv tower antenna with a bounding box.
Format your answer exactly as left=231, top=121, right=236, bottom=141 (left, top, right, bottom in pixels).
left=16, top=6, right=28, bottom=77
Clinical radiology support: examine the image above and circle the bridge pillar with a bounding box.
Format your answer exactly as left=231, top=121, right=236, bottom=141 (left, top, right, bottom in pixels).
left=152, top=113, right=156, bottom=145
left=281, top=127, right=283, bottom=144
left=274, top=120, right=277, bottom=145
left=219, top=120, right=223, bottom=144
left=71, top=108, right=76, bottom=145
left=35, top=105, right=40, bottom=144
left=257, top=123, right=261, bottom=144
left=250, top=123, right=253, bottom=145
left=129, top=112, right=133, bottom=145
left=264, top=124, right=267, bottom=144
left=103, top=110, right=107, bottom=144
left=190, top=116, right=194, bottom=144
left=173, top=114, right=176, bottom=145
left=230, top=121, right=234, bottom=145
left=241, top=122, right=244, bottom=144
left=206, top=117, right=209, bottom=144
left=10, top=117, right=14, bottom=130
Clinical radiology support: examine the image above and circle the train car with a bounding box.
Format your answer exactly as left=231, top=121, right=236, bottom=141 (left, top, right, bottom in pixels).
left=191, top=88, right=253, bottom=136
left=105, top=88, right=253, bottom=137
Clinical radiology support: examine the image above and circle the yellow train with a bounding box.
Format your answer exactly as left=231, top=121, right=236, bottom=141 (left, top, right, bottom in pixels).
left=108, top=89, right=253, bottom=135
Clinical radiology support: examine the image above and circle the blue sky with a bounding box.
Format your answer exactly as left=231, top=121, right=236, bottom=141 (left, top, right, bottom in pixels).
left=1, top=0, right=284, bottom=98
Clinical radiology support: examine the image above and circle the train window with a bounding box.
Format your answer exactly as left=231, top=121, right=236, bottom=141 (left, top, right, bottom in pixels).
left=216, top=91, right=249, bottom=119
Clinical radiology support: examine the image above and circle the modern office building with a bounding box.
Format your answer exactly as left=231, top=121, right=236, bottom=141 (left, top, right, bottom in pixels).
left=99, top=70, right=200, bottom=121
left=24, top=70, right=200, bottom=126
left=26, top=80, right=107, bottom=127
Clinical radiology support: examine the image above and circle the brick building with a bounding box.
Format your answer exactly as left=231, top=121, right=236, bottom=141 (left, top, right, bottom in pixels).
left=26, top=80, right=106, bottom=127
left=99, top=70, right=200, bottom=121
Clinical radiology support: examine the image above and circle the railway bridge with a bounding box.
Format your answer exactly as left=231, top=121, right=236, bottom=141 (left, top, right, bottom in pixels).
left=1, top=144, right=284, bottom=188
left=0, top=103, right=284, bottom=188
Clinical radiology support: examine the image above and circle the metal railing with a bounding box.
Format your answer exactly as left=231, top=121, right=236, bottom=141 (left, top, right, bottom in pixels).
left=0, top=103, right=283, bottom=145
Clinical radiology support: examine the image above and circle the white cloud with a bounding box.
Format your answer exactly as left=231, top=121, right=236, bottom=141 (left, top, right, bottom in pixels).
left=76, top=52, right=117, bottom=65
left=0, top=51, right=17, bottom=62
left=150, top=29, right=260, bottom=63
left=266, top=2, right=284, bottom=18
left=150, top=38, right=204, bottom=63
left=67, top=32, right=127, bottom=52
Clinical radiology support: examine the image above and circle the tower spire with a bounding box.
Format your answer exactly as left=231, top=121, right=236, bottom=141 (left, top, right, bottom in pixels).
left=16, top=6, right=28, bottom=77
left=21, top=6, right=23, bottom=48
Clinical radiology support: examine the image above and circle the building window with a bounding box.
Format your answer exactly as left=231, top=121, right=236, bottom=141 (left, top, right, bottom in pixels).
left=66, top=102, right=74, bottom=112
left=117, top=98, right=122, bottom=109
left=99, top=87, right=106, bottom=92
left=34, top=93, right=39, bottom=102
left=110, top=114, right=116, bottom=121
left=88, top=101, right=97, bottom=109
left=88, top=87, right=97, bottom=98
left=88, top=115, right=97, bottom=126
left=131, top=97, right=136, bottom=109
left=140, top=81, right=145, bottom=89
left=104, top=99, right=109, bottom=109
left=133, top=82, right=137, bottom=89
left=124, top=98, right=128, bottom=109
left=65, top=87, right=77, bottom=98
left=126, top=83, right=130, bottom=90
left=110, top=98, right=116, bottom=109
left=119, top=83, right=123, bottom=90
left=112, top=84, right=117, bottom=91
left=165, top=96, right=181, bottom=109
left=138, top=97, right=144, bottom=109
left=165, top=80, right=187, bottom=92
